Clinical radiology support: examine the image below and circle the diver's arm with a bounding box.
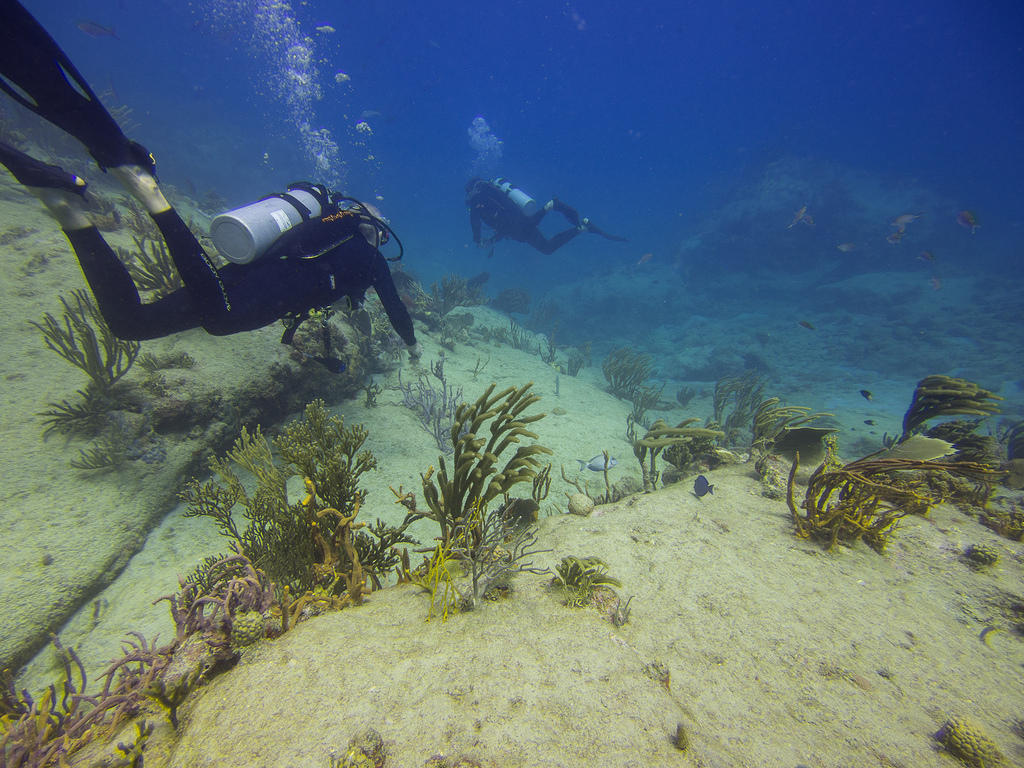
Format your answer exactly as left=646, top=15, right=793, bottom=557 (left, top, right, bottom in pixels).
left=371, top=256, right=417, bottom=347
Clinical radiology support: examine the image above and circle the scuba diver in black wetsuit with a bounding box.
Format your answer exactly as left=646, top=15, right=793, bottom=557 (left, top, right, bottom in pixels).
left=0, top=0, right=421, bottom=368
left=465, top=177, right=626, bottom=256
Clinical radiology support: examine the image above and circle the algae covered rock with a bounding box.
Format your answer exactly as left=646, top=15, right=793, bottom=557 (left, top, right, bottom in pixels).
left=964, top=544, right=1000, bottom=568
left=333, top=727, right=387, bottom=768
left=937, top=716, right=1005, bottom=767
left=567, top=492, right=595, bottom=516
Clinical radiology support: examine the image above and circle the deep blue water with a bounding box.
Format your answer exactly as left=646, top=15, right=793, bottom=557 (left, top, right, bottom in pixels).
left=10, top=0, right=1024, bottom=395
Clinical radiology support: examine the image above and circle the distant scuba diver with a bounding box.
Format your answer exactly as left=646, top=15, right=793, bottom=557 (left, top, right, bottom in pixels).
left=0, top=0, right=420, bottom=368
left=465, top=177, right=626, bottom=256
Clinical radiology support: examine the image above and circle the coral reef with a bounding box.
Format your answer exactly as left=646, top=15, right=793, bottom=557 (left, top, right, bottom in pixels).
left=980, top=497, right=1024, bottom=541
left=331, top=727, right=388, bottom=768
left=490, top=287, right=530, bottom=315
left=963, top=544, right=1000, bottom=568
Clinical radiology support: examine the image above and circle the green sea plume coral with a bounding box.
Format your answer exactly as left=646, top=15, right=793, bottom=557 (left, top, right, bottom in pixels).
left=937, top=716, right=1005, bottom=767
left=420, top=381, right=552, bottom=546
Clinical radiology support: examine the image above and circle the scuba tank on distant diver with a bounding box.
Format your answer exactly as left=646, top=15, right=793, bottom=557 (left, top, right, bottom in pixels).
left=209, top=182, right=332, bottom=264
left=492, top=177, right=539, bottom=217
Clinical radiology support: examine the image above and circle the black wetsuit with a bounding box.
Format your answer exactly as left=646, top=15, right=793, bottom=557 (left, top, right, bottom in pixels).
left=0, top=0, right=415, bottom=347
left=466, top=179, right=583, bottom=256
left=67, top=207, right=416, bottom=343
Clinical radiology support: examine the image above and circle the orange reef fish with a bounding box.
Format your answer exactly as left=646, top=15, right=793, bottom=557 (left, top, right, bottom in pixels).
left=956, top=210, right=979, bottom=234
left=930, top=276, right=942, bottom=291
left=890, top=212, right=923, bottom=227
left=787, top=205, right=814, bottom=229
left=835, top=242, right=856, bottom=253
left=917, top=250, right=934, bottom=262
left=886, top=228, right=906, bottom=244
left=636, top=252, right=653, bottom=266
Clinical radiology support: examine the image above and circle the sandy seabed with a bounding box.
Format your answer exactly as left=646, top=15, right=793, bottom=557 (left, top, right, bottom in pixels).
left=1, top=175, right=1022, bottom=767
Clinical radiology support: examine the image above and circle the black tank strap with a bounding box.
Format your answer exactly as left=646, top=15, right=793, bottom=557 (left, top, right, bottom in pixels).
left=259, top=191, right=312, bottom=221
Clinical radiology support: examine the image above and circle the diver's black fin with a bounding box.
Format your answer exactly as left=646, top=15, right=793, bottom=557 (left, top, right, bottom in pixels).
left=0, top=140, right=87, bottom=194
left=0, top=0, right=148, bottom=171
left=582, top=219, right=627, bottom=242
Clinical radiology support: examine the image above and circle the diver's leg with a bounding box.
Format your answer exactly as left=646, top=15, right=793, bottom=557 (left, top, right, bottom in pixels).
left=550, top=198, right=627, bottom=242
left=0, top=143, right=196, bottom=338
left=111, top=165, right=232, bottom=319
left=524, top=226, right=580, bottom=256
left=549, top=198, right=582, bottom=228
left=0, top=0, right=152, bottom=171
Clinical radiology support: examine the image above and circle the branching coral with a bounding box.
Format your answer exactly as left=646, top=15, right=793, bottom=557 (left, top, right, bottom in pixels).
left=420, top=382, right=552, bottom=547
left=901, top=375, right=1002, bottom=441
left=31, top=289, right=140, bottom=393
left=32, top=290, right=141, bottom=440
left=632, top=418, right=724, bottom=491
left=602, top=347, right=654, bottom=400
left=396, top=357, right=464, bottom=453
left=181, top=400, right=419, bottom=603
left=1, top=634, right=172, bottom=767
left=449, top=497, right=551, bottom=611
left=751, top=397, right=833, bottom=455
left=712, top=371, right=764, bottom=440
left=787, top=452, right=1004, bottom=552
left=121, top=235, right=183, bottom=298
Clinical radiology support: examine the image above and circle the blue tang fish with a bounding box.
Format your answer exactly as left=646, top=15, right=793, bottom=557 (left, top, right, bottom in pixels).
left=693, top=475, right=714, bottom=498
left=577, top=454, right=618, bottom=472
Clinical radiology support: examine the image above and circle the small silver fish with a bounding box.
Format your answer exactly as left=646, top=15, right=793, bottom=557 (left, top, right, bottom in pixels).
left=693, top=475, right=714, bottom=497
left=578, top=455, right=617, bottom=472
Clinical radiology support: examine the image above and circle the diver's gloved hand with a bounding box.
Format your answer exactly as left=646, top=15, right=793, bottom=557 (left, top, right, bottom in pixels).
left=407, top=342, right=422, bottom=362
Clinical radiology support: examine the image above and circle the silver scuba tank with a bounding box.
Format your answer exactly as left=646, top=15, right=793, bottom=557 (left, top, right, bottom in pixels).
left=209, top=184, right=326, bottom=264
left=493, top=177, right=539, bottom=217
